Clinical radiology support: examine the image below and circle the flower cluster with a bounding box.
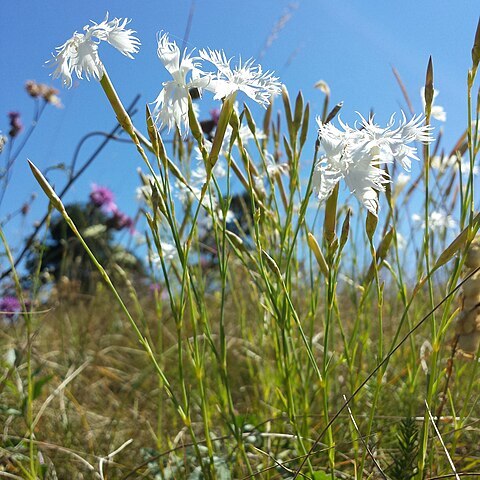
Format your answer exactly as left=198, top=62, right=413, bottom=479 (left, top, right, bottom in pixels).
left=50, top=16, right=281, bottom=134
left=412, top=210, right=457, bottom=232
left=0, top=296, right=21, bottom=320
left=49, top=13, right=140, bottom=87
left=8, top=111, right=23, bottom=138
left=152, top=34, right=282, bottom=135
left=25, top=80, right=62, bottom=108
left=152, top=33, right=211, bottom=135
left=148, top=243, right=177, bottom=265
left=200, top=108, right=221, bottom=140
left=431, top=154, right=479, bottom=176
left=110, top=209, right=134, bottom=232
left=90, top=183, right=116, bottom=212
left=313, top=113, right=434, bottom=215
left=89, top=184, right=134, bottom=232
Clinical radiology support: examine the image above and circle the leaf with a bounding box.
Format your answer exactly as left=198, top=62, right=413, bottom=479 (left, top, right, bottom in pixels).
left=312, top=471, right=331, bottom=480
left=32, top=374, right=53, bottom=401
left=433, top=212, right=480, bottom=271
left=472, top=18, right=480, bottom=70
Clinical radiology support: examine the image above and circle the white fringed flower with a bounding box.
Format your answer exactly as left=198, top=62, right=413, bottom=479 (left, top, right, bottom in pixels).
left=152, top=33, right=210, bottom=135
left=199, top=49, right=282, bottom=106
left=136, top=173, right=162, bottom=203
left=265, top=151, right=289, bottom=177
left=91, top=16, right=140, bottom=58
left=357, top=112, right=434, bottom=171
left=412, top=210, right=457, bottom=231
left=49, top=13, right=140, bottom=88
left=431, top=155, right=479, bottom=176
left=313, top=112, right=433, bottom=215
left=148, top=243, right=177, bottom=264
left=431, top=155, right=456, bottom=173
left=191, top=147, right=227, bottom=183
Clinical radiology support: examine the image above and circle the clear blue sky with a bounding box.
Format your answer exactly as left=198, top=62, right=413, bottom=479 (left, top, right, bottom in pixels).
left=0, top=1, right=478, bottom=253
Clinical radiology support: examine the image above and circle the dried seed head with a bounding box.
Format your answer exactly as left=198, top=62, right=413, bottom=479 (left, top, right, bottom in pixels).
left=462, top=271, right=480, bottom=298
left=465, top=239, right=480, bottom=268
left=463, top=293, right=480, bottom=312
left=456, top=309, right=480, bottom=335
left=457, top=331, right=480, bottom=355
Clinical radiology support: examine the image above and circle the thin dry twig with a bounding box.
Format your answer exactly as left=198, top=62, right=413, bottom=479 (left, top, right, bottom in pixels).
left=425, top=401, right=461, bottom=480
left=392, top=65, right=415, bottom=115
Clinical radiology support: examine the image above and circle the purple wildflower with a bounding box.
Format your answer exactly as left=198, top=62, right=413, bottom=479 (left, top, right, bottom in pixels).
left=0, top=296, right=21, bottom=319
left=110, top=208, right=135, bottom=232
left=8, top=112, right=23, bottom=138
left=90, top=184, right=117, bottom=212
left=149, top=283, right=169, bottom=301
left=149, top=283, right=162, bottom=293
left=210, top=108, right=221, bottom=125
left=200, top=108, right=222, bottom=139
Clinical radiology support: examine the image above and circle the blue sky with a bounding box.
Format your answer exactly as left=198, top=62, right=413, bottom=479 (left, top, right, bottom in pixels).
left=0, top=1, right=478, bottom=256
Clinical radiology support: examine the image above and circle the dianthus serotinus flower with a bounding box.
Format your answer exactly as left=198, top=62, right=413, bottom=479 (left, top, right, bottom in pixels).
left=49, top=13, right=140, bottom=88
left=313, top=112, right=433, bottom=215
left=412, top=210, right=457, bottom=232
left=199, top=49, right=282, bottom=106
left=152, top=33, right=210, bottom=135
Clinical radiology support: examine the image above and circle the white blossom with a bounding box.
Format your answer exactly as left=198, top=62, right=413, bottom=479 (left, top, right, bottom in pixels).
left=219, top=209, right=235, bottom=223
left=431, top=155, right=455, bottom=173
left=225, top=123, right=266, bottom=149
left=396, top=232, right=407, bottom=250
left=254, top=175, right=267, bottom=197
left=197, top=208, right=235, bottom=239
left=431, top=155, right=479, bottom=176
left=314, top=119, right=388, bottom=215
left=397, top=172, right=411, bottom=188
left=174, top=179, right=201, bottom=205
left=459, top=158, right=479, bottom=176
left=91, top=16, right=140, bottom=59
left=197, top=214, right=213, bottom=238
left=174, top=179, right=217, bottom=210
left=357, top=112, right=434, bottom=171
left=199, top=49, right=281, bottom=107
left=136, top=174, right=163, bottom=203
left=313, top=112, right=433, bottom=215
left=238, top=124, right=266, bottom=144
left=148, top=243, right=177, bottom=264
left=152, top=33, right=210, bottom=135
left=49, top=13, right=140, bottom=88
left=191, top=155, right=227, bottom=184
left=412, top=211, right=457, bottom=231
left=265, top=151, right=289, bottom=177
